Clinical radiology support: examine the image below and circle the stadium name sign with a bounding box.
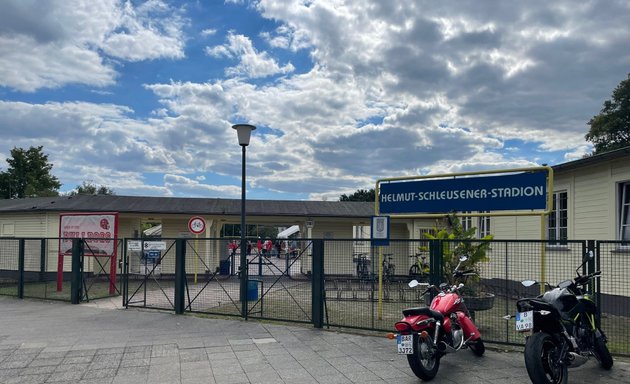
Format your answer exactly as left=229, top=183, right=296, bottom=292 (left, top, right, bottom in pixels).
left=379, top=171, right=547, bottom=214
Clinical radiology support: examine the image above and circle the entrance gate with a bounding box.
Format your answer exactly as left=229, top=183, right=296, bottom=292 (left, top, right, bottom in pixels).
left=245, top=243, right=313, bottom=323
left=121, top=238, right=314, bottom=321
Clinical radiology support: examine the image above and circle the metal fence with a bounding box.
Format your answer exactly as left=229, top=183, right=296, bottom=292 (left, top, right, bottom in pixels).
left=3, top=236, right=629, bottom=356
left=123, top=237, right=315, bottom=324
left=0, top=237, right=122, bottom=302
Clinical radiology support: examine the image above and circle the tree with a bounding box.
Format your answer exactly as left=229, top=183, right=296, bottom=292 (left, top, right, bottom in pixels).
left=0, top=146, right=61, bottom=199
left=69, top=181, right=115, bottom=196
left=585, top=74, right=630, bottom=154
left=339, top=188, right=375, bottom=202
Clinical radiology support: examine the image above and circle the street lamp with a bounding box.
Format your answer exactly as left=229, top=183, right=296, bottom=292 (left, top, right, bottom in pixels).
left=232, top=123, right=256, bottom=319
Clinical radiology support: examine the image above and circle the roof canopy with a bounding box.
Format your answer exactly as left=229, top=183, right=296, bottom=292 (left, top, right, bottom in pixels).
left=277, top=225, right=300, bottom=238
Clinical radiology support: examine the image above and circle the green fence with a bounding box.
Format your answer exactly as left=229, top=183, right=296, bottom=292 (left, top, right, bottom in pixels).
left=0, top=237, right=121, bottom=302
left=2, top=236, right=629, bottom=356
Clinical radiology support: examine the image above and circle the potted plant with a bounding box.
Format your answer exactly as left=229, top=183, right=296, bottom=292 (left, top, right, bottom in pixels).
left=422, top=213, right=495, bottom=311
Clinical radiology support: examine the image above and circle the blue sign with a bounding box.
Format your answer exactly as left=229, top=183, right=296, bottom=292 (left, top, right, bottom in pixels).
left=379, top=172, right=547, bottom=214
left=144, top=250, right=161, bottom=261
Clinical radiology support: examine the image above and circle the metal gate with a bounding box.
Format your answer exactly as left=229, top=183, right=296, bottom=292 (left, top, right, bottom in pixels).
left=245, top=241, right=313, bottom=324
left=123, top=238, right=177, bottom=311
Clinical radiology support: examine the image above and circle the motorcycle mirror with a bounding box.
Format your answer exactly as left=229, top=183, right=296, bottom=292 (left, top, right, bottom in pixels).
left=408, top=280, right=420, bottom=288
left=459, top=255, right=468, bottom=262
left=521, top=280, right=537, bottom=287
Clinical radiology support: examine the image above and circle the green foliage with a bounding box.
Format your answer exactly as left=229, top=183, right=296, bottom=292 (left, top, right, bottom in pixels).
left=0, top=146, right=61, bottom=199
left=585, top=74, right=630, bottom=154
left=339, top=188, right=375, bottom=202
left=69, top=181, right=115, bottom=195
left=423, top=213, right=493, bottom=290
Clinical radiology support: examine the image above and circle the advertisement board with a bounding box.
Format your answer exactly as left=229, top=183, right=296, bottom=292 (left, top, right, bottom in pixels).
left=57, top=212, right=119, bottom=294
left=59, top=212, right=119, bottom=256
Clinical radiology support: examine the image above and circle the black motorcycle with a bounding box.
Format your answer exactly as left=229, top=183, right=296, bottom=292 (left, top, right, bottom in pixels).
left=512, top=251, right=613, bottom=384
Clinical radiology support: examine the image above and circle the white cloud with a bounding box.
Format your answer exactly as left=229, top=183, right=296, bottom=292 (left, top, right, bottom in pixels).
left=3, top=1, right=630, bottom=200
left=206, top=32, right=295, bottom=78
left=0, top=0, right=186, bottom=92
left=164, top=174, right=241, bottom=197
left=201, top=28, right=217, bottom=37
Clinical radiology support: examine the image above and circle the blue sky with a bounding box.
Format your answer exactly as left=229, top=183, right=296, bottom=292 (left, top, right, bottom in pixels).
left=1, top=0, right=629, bottom=200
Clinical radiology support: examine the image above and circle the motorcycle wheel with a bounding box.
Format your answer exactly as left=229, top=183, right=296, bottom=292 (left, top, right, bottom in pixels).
left=407, top=334, right=440, bottom=381
left=593, top=336, right=613, bottom=370
left=524, top=332, right=568, bottom=384
left=468, top=338, right=485, bottom=356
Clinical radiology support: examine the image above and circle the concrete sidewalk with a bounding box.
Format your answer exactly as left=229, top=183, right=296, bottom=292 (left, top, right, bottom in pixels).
left=0, top=296, right=628, bottom=384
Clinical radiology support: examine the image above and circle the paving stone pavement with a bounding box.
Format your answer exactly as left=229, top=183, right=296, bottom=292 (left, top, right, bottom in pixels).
left=1, top=295, right=629, bottom=384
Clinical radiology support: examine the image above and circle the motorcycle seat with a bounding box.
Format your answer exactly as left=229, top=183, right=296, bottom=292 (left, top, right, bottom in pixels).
left=402, top=307, right=445, bottom=322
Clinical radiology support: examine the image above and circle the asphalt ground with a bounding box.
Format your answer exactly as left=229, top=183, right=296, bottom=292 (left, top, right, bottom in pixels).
left=1, top=296, right=629, bottom=384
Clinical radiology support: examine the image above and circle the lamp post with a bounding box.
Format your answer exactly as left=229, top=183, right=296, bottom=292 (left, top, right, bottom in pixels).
left=233, top=123, right=256, bottom=319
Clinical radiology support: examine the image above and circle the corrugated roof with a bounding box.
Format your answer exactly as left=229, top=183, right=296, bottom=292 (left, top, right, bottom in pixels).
left=0, top=194, right=374, bottom=218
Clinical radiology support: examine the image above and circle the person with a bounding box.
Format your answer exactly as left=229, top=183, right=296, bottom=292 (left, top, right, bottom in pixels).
left=275, top=240, right=282, bottom=258
left=247, top=241, right=252, bottom=256
left=256, top=237, right=263, bottom=255
left=264, top=238, right=272, bottom=257
left=289, top=239, right=298, bottom=258
left=228, top=240, right=238, bottom=257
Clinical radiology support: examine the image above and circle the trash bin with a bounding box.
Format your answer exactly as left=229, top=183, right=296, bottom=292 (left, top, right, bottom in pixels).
left=247, top=280, right=258, bottom=301
left=219, top=259, right=230, bottom=275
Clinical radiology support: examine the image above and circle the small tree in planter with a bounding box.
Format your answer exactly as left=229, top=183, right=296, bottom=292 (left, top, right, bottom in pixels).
left=423, top=213, right=495, bottom=311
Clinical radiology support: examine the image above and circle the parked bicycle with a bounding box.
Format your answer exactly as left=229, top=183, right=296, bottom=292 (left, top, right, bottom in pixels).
left=355, top=253, right=372, bottom=282
left=382, top=253, right=396, bottom=284
left=408, top=252, right=429, bottom=280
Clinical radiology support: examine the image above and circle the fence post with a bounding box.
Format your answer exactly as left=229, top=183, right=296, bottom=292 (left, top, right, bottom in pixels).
left=70, top=239, right=83, bottom=304
left=39, top=239, right=46, bottom=282
left=429, top=239, right=443, bottom=286
left=587, top=239, right=601, bottom=327
left=122, top=239, right=128, bottom=308
left=17, top=238, right=25, bottom=299
left=312, top=239, right=324, bottom=328
left=174, top=239, right=186, bottom=314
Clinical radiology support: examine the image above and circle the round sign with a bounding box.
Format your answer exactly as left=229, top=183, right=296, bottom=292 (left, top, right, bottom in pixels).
left=188, top=216, right=206, bottom=234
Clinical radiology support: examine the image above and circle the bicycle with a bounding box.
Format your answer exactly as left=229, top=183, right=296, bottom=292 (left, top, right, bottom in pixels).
left=382, top=253, right=395, bottom=284
left=408, top=252, right=429, bottom=280
left=354, top=253, right=372, bottom=282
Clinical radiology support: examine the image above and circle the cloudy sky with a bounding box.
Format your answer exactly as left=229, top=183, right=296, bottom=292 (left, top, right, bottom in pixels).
left=1, top=0, right=629, bottom=200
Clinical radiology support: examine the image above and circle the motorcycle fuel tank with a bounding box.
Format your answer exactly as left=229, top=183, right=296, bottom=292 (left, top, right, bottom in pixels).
left=431, top=292, right=462, bottom=315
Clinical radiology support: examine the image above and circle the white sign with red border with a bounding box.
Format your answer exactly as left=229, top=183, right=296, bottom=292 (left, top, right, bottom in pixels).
left=188, top=216, right=206, bottom=235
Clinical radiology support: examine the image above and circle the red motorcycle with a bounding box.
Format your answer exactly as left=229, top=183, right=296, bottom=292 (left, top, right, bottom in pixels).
left=392, top=256, right=485, bottom=381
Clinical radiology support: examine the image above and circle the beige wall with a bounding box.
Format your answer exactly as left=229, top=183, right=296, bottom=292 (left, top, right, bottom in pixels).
left=491, top=158, right=630, bottom=241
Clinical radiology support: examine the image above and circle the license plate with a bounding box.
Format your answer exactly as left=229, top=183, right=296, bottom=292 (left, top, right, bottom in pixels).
left=516, top=311, right=534, bottom=332
left=397, top=334, right=414, bottom=355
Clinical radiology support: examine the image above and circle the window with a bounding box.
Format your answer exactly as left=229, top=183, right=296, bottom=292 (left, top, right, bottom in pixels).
left=478, top=212, right=491, bottom=238
left=461, top=212, right=490, bottom=238
left=620, top=182, right=630, bottom=242
left=548, top=191, right=568, bottom=244
left=461, top=212, right=473, bottom=232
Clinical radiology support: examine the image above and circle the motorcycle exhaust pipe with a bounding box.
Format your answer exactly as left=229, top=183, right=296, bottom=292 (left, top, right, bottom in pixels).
left=566, top=352, right=588, bottom=368
left=437, top=341, right=458, bottom=354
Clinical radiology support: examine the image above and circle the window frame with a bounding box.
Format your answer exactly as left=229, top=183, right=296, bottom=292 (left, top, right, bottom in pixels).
left=619, top=181, right=630, bottom=243
left=548, top=190, right=568, bottom=245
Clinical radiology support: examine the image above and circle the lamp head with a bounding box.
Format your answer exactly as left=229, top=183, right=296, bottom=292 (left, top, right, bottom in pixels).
left=232, top=124, right=256, bottom=146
